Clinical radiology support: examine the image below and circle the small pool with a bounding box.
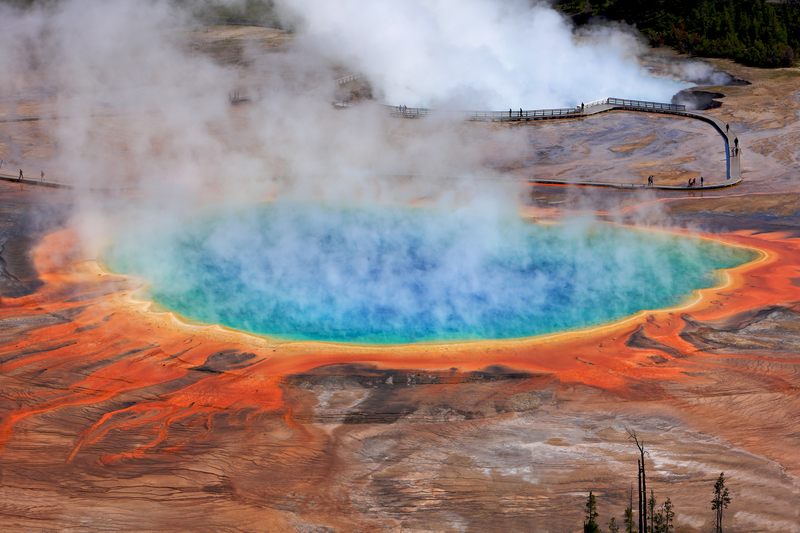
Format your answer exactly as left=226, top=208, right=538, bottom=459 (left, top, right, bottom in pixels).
left=104, top=202, right=755, bottom=344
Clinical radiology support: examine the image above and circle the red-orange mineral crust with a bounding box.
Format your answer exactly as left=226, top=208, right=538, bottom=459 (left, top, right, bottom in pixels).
left=2, top=219, right=800, bottom=532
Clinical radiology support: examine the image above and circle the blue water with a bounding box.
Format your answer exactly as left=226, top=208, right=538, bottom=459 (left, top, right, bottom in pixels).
left=104, top=203, right=754, bottom=344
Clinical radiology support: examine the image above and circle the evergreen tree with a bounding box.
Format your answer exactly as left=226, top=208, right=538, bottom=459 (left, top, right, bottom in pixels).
left=556, top=0, right=800, bottom=67
left=584, top=491, right=601, bottom=533
left=623, top=507, right=636, bottom=533
left=608, top=516, right=620, bottom=533
left=624, top=484, right=636, bottom=533
left=652, top=509, right=665, bottom=533
left=711, top=473, right=732, bottom=533
left=662, top=498, right=675, bottom=533
left=647, top=490, right=657, bottom=533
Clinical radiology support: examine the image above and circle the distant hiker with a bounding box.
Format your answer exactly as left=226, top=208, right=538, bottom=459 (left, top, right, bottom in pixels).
left=520, top=108, right=523, bottom=117
left=41, top=170, right=44, bottom=181
left=734, top=137, right=738, bottom=148
left=726, top=123, right=729, bottom=132
left=19, top=169, right=23, bottom=181
left=581, top=103, right=585, bottom=112
left=510, top=108, right=512, bottom=118
left=700, top=176, right=704, bottom=187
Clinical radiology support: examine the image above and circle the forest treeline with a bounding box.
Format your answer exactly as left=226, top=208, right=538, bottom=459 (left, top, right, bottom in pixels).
left=556, top=0, right=800, bottom=68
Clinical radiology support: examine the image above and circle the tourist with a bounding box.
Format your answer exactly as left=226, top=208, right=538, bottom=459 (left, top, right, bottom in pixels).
left=19, top=169, right=23, bottom=181
left=700, top=176, right=704, bottom=187
left=41, top=171, right=44, bottom=181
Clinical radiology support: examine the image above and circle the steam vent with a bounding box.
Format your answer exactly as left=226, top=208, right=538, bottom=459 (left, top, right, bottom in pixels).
left=2, top=1, right=800, bottom=532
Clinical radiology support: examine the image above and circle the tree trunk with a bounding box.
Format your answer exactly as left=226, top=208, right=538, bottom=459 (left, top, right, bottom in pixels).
left=641, top=451, right=647, bottom=531
left=638, top=459, right=643, bottom=533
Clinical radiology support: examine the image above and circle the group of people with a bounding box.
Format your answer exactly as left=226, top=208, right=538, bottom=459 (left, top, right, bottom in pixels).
left=15, top=170, right=45, bottom=181
left=647, top=175, right=654, bottom=186
left=687, top=176, right=704, bottom=188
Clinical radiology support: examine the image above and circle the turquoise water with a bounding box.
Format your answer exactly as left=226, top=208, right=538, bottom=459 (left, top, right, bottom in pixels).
left=104, top=203, right=754, bottom=344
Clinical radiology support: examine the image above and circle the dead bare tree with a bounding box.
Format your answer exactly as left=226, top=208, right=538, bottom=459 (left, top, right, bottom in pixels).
left=637, top=459, right=643, bottom=533
left=628, top=428, right=649, bottom=533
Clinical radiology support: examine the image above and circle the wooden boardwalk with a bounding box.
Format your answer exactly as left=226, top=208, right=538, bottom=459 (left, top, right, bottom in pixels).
left=0, top=97, right=740, bottom=191
left=0, top=173, right=71, bottom=189
left=389, top=97, right=742, bottom=189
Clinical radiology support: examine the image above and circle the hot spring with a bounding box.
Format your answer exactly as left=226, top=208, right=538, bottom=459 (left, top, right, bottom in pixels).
left=104, top=202, right=755, bottom=344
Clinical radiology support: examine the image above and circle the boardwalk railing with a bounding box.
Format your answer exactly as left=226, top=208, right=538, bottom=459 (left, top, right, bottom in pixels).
left=387, top=105, right=583, bottom=119
left=468, top=107, right=580, bottom=120
left=384, top=97, right=686, bottom=121
left=583, top=98, right=608, bottom=108
left=606, top=98, right=685, bottom=112
left=334, top=73, right=364, bottom=86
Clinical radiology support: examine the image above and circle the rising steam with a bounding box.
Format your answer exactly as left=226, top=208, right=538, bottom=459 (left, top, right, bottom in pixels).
left=0, top=0, right=728, bottom=342
left=275, top=0, right=689, bottom=109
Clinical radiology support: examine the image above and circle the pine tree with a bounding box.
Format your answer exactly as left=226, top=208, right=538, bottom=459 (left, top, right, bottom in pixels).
left=648, top=490, right=657, bottom=533
left=662, top=498, right=675, bottom=533
left=584, top=491, right=601, bottom=533
left=624, top=484, right=636, bottom=533
left=609, top=517, right=620, bottom=533
left=711, top=473, right=731, bottom=533
left=652, top=509, right=665, bottom=533
left=624, top=507, right=635, bottom=533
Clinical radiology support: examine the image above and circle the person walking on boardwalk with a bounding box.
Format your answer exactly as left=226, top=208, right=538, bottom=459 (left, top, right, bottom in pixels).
left=700, top=176, right=704, bottom=187
left=18, top=169, right=23, bottom=181
left=41, top=171, right=44, bottom=181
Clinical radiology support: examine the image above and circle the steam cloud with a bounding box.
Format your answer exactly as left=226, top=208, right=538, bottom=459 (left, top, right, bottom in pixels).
left=0, top=0, right=727, bottom=342
left=275, top=0, right=688, bottom=109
